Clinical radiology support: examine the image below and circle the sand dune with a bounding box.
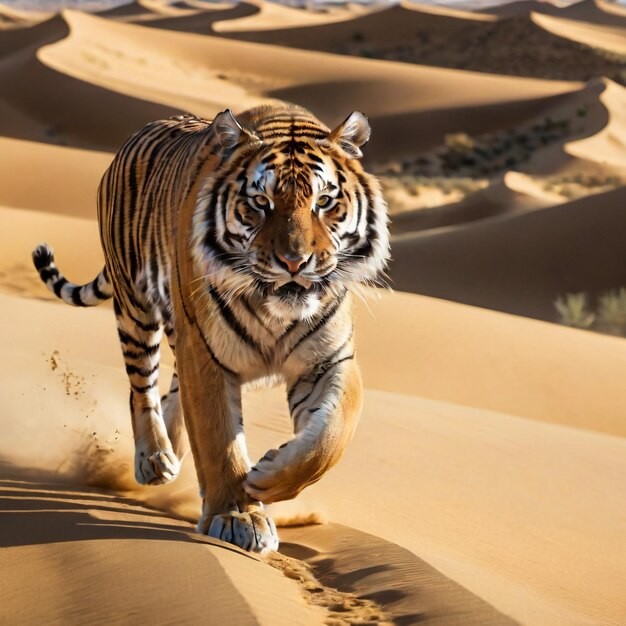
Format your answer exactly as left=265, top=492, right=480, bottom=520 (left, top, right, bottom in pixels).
left=389, top=172, right=561, bottom=235
left=566, top=78, right=626, bottom=168
left=0, top=475, right=327, bottom=625
left=0, top=8, right=579, bottom=161
left=378, top=75, right=622, bottom=215
left=0, top=15, right=178, bottom=150
left=214, top=1, right=497, bottom=46
left=95, top=0, right=157, bottom=18
left=124, top=1, right=260, bottom=33
left=482, top=0, right=563, bottom=17
left=391, top=185, right=626, bottom=322
left=0, top=138, right=111, bottom=217
left=532, top=11, right=626, bottom=54
left=213, top=0, right=356, bottom=32
left=212, top=1, right=625, bottom=85
left=560, top=0, right=626, bottom=26
left=0, top=4, right=48, bottom=29
left=484, top=0, right=626, bottom=27
left=1, top=266, right=626, bottom=625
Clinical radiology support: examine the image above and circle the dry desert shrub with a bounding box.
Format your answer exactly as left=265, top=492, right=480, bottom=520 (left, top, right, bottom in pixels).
left=554, top=293, right=595, bottom=329
left=556, top=289, right=626, bottom=337
left=597, top=289, right=626, bottom=336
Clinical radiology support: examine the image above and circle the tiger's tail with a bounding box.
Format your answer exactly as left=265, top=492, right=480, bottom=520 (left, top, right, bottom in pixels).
left=32, top=243, right=113, bottom=307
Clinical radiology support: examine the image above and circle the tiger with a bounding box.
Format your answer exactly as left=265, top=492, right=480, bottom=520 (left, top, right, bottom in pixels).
left=32, top=103, right=390, bottom=554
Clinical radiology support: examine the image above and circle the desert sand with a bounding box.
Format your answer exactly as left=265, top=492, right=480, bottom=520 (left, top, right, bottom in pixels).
left=1, top=1, right=626, bottom=625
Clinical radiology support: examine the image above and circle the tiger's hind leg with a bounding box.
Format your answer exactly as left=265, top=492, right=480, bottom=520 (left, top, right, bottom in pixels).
left=161, top=321, right=188, bottom=460
left=116, top=305, right=180, bottom=485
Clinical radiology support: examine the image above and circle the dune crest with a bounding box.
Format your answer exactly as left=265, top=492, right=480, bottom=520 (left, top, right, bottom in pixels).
left=566, top=78, right=626, bottom=168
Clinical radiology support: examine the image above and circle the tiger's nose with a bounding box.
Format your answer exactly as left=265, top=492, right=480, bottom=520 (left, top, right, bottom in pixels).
left=276, top=252, right=310, bottom=274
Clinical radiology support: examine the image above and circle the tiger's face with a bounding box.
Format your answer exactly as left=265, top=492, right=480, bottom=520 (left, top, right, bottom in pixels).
left=194, top=107, right=390, bottom=321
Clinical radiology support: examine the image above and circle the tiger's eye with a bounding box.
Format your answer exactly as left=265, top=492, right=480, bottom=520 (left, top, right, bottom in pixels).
left=316, top=195, right=333, bottom=209
left=254, top=195, right=269, bottom=207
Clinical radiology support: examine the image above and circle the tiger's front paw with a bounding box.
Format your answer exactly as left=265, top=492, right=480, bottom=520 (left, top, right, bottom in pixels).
left=198, top=506, right=279, bottom=554
left=134, top=447, right=180, bottom=485
left=242, top=443, right=312, bottom=504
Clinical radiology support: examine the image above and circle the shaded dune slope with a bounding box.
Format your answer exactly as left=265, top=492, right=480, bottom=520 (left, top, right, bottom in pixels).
left=485, top=0, right=626, bottom=28
left=531, top=11, right=626, bottom=54
left=127, top=1, right=259, bottom=33
left=387, top=77, right=623, bottom=231
left=390, top=186, right=626, bottom=321
left=0, top=9, right=582, bottom=159
left=0, top=15, right=177, bottom=150
left=210, top=1, right=625, bottom=84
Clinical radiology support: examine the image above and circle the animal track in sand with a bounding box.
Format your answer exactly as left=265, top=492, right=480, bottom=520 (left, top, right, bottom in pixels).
left=265, top=552, right=391, bottom=626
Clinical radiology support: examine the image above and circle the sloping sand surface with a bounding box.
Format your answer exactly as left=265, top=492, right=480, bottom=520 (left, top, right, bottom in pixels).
left=0, top=4, right=44, bottom=29
left=566, top=78, right=626, bottom=168
left=389, top=172, right=561, bottom=236
left=1, top=273, right=626, bottom=625
left=484, top=0, right=626, bottom=27
left=252, top=386, right=626, bottom=626
left=391, top=186, right=626, bottom=322
left=213, top=1, right=497, bottom=44
left=532, top=11, right=626, bottom=54
left=124, top=2, right=260, bottom=33
left=9, top=9, right=578, bottom=161
left=0, top=477, right=326, bottom=626
left=95, top=0, right=158, bottom=18
left=560, top=0, right=626, bottom=26
left=212, top=1, right=624, bottom=85
left=0, top=15, right=177, bottom=149
left=482, top=0, right=563, bottom=17
left=0, top=138, right=110, bottom=217
left=213, top=0, right=355, bottom=32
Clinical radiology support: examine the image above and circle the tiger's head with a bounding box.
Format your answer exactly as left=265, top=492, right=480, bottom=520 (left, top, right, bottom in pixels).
left=193, top=105, right=390, bottom=321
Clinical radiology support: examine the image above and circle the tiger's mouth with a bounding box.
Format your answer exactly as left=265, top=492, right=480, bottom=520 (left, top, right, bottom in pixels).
left=258, top=277, right=325, bottom=300
left=275, top=281, right=310, bottom=298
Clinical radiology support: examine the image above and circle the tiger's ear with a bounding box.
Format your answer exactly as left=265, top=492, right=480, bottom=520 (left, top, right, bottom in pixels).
left=212, top=109, right=258, bottom=150
left=325, top=111, right=371, bottom=159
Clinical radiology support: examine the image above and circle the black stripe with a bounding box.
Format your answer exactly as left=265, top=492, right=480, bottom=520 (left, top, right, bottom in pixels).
left=287, top=293, right=346, bottom=357
left=53, top=277, right=68, bottom=298
left=262, top=130, right=326, bottom=140
left=127, top=154, right=139, bottom=282
left=288, top=354, right=354, bottom=413
left=131, top=381, right=158, bottom=393
left=126, top=314, right=160, bottom=332
left=118, top=329, right=160, bottom=352
left=288, top=327, right=354, bottom=404
left=123, top=347, right=159, bottom=360
left=208, top=285, right=262, bottom=353
left=240, top=296, right=275, bottom=337
left=71, top=286, right=86, bottom=307
left=125, top=362, right=159, bottom=377
left=92, top=276, right=109, bottom=300
left=174, top=254, right=236, bottom=376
